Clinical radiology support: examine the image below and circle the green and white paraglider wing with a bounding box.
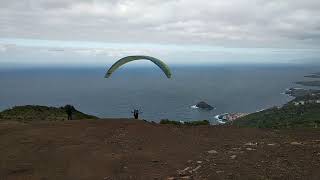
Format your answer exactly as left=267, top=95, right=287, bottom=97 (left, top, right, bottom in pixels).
left=105, top=56, right=172, bottom=78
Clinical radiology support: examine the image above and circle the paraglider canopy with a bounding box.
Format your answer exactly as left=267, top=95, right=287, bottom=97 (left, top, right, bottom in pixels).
left=105, top=55, right=172, bottom=78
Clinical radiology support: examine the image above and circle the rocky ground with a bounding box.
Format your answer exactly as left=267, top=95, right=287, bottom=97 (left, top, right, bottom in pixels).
left=0, top=120, right=320, bottom=180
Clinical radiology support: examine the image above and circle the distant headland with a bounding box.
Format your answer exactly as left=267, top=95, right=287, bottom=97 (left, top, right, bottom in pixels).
left=0, top=105, right=98, bottom=122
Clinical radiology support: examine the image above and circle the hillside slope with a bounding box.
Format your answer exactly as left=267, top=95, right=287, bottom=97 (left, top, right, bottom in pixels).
left=0, top=105, right=98, bottom=121
left=233, top=94, right=320, bottom=128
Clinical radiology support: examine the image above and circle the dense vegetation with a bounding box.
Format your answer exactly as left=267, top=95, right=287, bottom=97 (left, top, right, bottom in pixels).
left=160, top=119, right=210, bottom=126
left=0, top=105, right=98, bottom=122
left=233, top=95, right=320, bottom=128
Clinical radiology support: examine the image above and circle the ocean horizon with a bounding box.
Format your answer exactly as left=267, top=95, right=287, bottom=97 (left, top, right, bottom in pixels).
left=0, top=64, right=318, bottom=123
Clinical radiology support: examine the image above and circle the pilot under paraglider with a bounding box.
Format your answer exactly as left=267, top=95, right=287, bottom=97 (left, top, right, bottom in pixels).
left=105, top=55, right=171, bottom=121
left=131, top=109, right=142, bottom=119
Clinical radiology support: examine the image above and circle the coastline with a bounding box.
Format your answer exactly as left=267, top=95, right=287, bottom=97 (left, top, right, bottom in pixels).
left=214, top=112, right=249, bottom=124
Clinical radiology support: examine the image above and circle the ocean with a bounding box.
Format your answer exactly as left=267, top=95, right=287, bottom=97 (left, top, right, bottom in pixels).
left=0, top=64, right=318, bottom=123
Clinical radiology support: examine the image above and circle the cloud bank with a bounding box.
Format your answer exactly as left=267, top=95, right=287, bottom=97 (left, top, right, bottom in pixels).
left=1, top=0, right=320, bottom=48
left=0, top=0, right=320, bottom=67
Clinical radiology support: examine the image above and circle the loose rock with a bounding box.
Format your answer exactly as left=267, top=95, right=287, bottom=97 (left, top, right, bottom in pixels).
left=207, top=150, right=218, bottom=154
left=291, top=142, right=303, bottom=145
left=245, top=142, right=258, bottom=146
left=177, top=167, right=191, bottom=176
left=181, top=176, right=191, bottom=179
left=192, top=165, right=202, bottom=172
left=230, top=155, right=237, bottom=159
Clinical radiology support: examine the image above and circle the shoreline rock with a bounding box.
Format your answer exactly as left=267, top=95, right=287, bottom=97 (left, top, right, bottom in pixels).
left=195, top=101, right=214, bottom=110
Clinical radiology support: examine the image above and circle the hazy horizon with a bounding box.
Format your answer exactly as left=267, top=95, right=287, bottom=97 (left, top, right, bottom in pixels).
left=0, top=38, right=319, bottom=68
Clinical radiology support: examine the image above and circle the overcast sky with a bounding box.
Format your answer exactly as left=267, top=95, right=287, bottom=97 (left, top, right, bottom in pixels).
left=0, top=0, right=320, bottom=67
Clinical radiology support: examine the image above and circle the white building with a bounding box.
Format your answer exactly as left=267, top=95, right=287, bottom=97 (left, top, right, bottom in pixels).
left=294, top=101, right=305, bottom=106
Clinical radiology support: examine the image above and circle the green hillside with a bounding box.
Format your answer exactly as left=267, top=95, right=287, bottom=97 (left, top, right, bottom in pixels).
left=233, top=94, right=320, bottom=128
left=0, top=105, right=98, bottom=121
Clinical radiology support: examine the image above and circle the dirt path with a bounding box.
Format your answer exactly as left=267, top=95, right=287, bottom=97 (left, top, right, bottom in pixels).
left=0, top=120, right=319, bottom=180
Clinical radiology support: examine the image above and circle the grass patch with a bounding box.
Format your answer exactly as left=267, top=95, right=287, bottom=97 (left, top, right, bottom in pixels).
left=160, top=119, right=210, bottom=126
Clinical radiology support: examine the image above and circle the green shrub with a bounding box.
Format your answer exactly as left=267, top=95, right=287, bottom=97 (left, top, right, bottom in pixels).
left=160, top=119, right=181, bottom=125
left=160, top=119, right=210, bottom=126
left=185, top=120, right=210, bottom=126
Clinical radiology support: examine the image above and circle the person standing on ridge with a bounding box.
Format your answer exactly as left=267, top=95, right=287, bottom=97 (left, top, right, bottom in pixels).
left=132, top=109, right=141, bottom=119
left=65, top=105, right=75, bottom=120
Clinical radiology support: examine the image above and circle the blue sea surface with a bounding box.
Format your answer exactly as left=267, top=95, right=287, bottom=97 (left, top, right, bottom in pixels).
left=0, top=65, right=317, bottom=123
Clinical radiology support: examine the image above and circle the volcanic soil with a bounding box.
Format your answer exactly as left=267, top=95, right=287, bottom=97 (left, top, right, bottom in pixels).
left=0, top=119, right=320, bottom=180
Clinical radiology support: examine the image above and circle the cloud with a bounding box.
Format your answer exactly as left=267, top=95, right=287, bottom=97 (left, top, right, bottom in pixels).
left=0, top=1, right=320, bottom=68
left=0, top=44, right=17, bottom=52
left=0, top=0, right=320, bottom=48
left=70, top=48, right=148, bottom=58
left=0, top=45, right=6, bottom=52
